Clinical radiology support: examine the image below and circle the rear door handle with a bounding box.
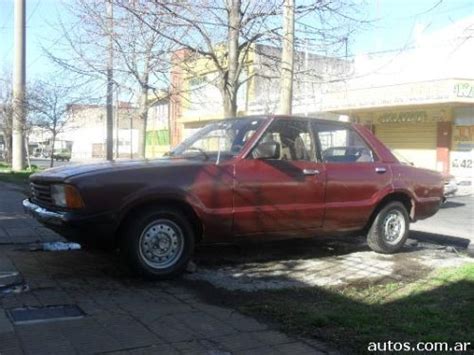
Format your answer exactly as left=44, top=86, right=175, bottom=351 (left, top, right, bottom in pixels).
left=375, top=167, right=387, bottom=174
left=302, top=169, right=320, bottom=175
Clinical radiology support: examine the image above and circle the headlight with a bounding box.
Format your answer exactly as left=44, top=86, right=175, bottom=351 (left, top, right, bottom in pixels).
left=51, top=184, right=84, bottom=209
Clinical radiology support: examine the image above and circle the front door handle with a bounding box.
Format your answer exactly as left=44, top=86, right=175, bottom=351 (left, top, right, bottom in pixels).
left=302, top=169, right=320, bottom=175
left=375, top=167, right=387, bottom=174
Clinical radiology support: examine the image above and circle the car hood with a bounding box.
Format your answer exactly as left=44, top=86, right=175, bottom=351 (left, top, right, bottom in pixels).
left=30, top=158, right=205, bottom=182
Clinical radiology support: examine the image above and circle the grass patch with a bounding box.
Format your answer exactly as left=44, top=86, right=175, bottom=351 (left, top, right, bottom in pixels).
left=234, top=263, right=474, bottom=353
left=0, top=164, right=41, bottom=187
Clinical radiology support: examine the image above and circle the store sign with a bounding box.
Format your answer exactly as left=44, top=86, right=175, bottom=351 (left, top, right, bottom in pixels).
left=378, top=111, right=428, bottom=124
left=454, top=82, right=474, bottom=98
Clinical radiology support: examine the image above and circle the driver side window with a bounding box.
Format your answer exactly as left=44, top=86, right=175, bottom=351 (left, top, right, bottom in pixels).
left=251, top=120, right=314, bottom=161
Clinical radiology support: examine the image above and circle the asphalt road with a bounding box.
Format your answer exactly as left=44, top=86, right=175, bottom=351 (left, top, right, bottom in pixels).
left=411, top=194, right=474, bottom=243
left=30, top=158, right=72, bottom=169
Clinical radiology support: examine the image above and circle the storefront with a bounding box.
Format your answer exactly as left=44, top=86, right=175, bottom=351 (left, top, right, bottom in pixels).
left=450, top=107, right=474, bottom=185
left=354, top=108, right=445, bottom=171
left=324, top=79, right=474, bottom=186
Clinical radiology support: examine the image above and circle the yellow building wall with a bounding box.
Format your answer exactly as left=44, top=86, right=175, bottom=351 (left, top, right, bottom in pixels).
left=177, top=44, right=257, bottom=125
left=353, top=107, right=452, bottom=170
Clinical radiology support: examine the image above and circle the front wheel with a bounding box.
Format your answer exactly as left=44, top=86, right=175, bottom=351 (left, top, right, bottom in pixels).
left=367, top=201, right=409, bottom=254
left=120, top=207, right=195, bottom=279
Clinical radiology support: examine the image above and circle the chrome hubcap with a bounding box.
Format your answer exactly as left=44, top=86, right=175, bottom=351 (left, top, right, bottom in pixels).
left=138, top=219, right=184, bottom=269
left=383, top=210, right=406, bottom=245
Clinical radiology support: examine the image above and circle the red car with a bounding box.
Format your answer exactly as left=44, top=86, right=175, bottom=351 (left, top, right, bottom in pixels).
left=23, top=116, right=444, bottom=279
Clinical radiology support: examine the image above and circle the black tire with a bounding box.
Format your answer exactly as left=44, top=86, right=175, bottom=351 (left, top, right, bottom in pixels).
left=367, top=201, right=409, bottom=254
left=119, top=207, right=195, bottom=280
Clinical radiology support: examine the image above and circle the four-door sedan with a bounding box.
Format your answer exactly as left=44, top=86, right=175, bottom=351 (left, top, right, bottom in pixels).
left=23, top=116, right=444, bottom=279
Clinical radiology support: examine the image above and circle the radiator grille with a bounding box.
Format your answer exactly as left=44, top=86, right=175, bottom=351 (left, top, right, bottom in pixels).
left=30, top=182, right=53, bottom=206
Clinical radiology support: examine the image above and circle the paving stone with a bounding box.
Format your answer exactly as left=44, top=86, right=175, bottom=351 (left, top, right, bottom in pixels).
left=148, top=314, right=199, bottom=342
left=109, top=343, right=181, bottom=354
left=34, top=227, right=63, bottom=242
left=226, top=313, right=268, bottom=332
left=173, top=339, right=229, bottom=354
left=57, top=319, right=123, bottom=354
left=0, top=310, right=14, bottom=334
left=32, top=288, right=74, bottom=306
left=276, top=342, right=323, bottom=354
left=174, top=311, right=238, bottom=338
left=5, top=228, right=41, bottom=243
left=252, top=330, right=293, bottom=346
left=95, top=313, right=160, bottom=348
left=234, top=345, right=279, bottom=355
left=12, top=293, right=42, bottom=308
left=21, top=340, right=76, bottom=355
left=0, top=227, right=8, bottom=239
left=212, top=332, right=265, bottom=351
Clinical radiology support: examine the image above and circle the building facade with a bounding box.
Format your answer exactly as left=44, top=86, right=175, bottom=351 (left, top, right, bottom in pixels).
left=60, top=103, right=143, bottom=161
left=168, top=44, right=350, bottom=144
left=325, top=79, right=474, bottom=185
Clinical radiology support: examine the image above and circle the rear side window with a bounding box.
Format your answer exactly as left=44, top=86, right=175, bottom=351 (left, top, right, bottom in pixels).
left=313, top=123, right=375, bottom=163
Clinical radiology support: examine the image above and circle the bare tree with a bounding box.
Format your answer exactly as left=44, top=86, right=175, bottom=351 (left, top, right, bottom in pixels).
left=0, top=77, right=14, bottom=164
left=119, top=0, right=283, bottom=118
left=27, top=81, right=76, bottom=168
left=45, top=0, right=174, bottom=158
left=119, top=0, right=367, bottom=119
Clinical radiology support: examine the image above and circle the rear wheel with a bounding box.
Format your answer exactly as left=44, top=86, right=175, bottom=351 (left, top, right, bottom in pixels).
left=367, top=201, right=409, bottom=254
left=119, top=207, right=195, bottom=279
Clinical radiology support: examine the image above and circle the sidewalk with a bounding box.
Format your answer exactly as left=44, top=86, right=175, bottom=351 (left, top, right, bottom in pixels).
left=0, top=182, right=63, bottom=245
left=0, top=182, right=331, bottom=354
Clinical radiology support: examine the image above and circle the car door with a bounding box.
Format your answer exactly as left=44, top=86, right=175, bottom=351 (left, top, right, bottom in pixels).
left=233, top=118, right=325, bottom=235
left=312, top=121, right=393, bottom=231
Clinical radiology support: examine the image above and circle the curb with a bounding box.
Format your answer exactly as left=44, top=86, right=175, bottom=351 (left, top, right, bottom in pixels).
left=467, top=243, right=474, bottom=257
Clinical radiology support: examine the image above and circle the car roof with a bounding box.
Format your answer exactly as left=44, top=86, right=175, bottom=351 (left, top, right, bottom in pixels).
left=217, top=115, right=353, bottom=127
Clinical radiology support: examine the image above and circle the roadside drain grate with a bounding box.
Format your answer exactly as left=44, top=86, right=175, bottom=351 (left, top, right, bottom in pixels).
left=7, top=305, right=85, bottom=325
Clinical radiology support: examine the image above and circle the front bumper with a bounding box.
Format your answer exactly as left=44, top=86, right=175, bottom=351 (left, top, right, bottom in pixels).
left=23, top=199, right=66, bottom=226
left=23, top=199, right=117, bottom=246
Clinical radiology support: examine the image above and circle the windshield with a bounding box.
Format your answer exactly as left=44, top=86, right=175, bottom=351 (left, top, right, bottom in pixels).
left=170, top=118, right=264, bottom=161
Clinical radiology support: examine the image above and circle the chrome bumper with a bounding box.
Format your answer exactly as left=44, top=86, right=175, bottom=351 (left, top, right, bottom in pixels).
left=23, top=199, right=66, bottom=226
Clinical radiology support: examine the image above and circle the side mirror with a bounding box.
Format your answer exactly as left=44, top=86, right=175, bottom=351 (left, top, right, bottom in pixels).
left=253, top=141, right=280, bottom=160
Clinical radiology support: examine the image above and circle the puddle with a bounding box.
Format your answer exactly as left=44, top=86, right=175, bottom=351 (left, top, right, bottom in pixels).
left=7, top=305, right=85, bottom=325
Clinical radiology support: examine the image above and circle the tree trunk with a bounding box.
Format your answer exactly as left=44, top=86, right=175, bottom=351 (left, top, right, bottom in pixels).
left=223, top=0, right=241, bottom=118
left=24, top=135, right=31, bottom=170
left=278, top=0, right=295, bottom=115
left=139, top=85, right=149, bottom=159
left=50, top=134, right=56, bottom=168
left=222, top=89, right=238, bottom=118
left=3, top=132, right=12, bottom=164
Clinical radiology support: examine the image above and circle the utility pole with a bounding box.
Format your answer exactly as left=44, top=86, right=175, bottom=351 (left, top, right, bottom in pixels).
left=12, top=0, right=26, bottom=171
left=278, top=0, right=295, bottom=115
left=106, top=0, right=114, bottom=161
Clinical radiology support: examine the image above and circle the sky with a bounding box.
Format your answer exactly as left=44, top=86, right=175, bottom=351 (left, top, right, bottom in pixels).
left=0, top=0, right=473, bottom=81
